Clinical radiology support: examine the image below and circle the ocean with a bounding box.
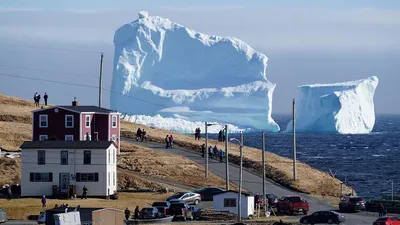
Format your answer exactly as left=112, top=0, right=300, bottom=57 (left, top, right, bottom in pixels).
left=211, top=115, right=400, bottom=200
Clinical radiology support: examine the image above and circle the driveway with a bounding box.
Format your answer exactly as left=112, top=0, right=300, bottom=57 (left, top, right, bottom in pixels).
left=123, top=138, right=387, bottom=224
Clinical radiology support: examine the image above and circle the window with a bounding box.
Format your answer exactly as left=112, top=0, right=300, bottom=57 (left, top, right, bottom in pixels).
left=39, top=135, right=48, bottom=141
left=38, top=150, right=45, bottom=165
left=113, top=172, right=116, bottom=186
left=112, top=115, right=117, bottom=128
left=65, top=115, right=74, bottom=128
left=30, top=173, right=52, bottom=182
left=111, top=134, right=117, bottom=142
left=39, top=114, right=48, bottom=128
left=61, top=151, right=68, bottom=165
left=108, top=149, right=111, bottom=164
left=85, top=115, right=91, bottom=128
left=224, top=198, right=236, bottom=207
left=65, top=135, right=74, bottom=141
left=108, top=172, right=110, bottom=186
left=83, top=151, right=91, bottom=165
left=112, top=148, right=115, bottom=164
left=75, top=173, right=98, bottom=182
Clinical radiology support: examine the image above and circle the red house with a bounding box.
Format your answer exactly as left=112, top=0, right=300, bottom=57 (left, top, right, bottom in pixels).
left=32, top=100, right=121, bottom=154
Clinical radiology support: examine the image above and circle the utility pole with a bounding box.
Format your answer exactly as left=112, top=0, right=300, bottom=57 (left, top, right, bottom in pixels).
left=292, top=99, right=297, bottom=181
left=225, top=124, right=229, bottom=191
left=238, top=131, right=243, bottom=221
left=262, top=131, right=267, bottom=216
left=98, top=53, right=104, bottom=107
left=205, top=122, right=208, bottom=179
left=391, top=180, right=394, bottom=201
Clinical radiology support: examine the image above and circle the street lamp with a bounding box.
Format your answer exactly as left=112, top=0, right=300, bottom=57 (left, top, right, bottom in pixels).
left=389, top=180, right=394, bottom=201
left=230, top=133, right=243, bottom=221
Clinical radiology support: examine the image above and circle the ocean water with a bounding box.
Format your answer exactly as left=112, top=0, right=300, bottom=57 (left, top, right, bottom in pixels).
left=214, top=115, right=400, bottom=200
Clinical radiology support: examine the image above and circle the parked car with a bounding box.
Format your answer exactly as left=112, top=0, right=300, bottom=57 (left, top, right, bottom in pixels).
left=166, top=192, right=201, bottom=205
left=140, top=207, right=160, bottom=219
left=300, top=211, right=346, bottom=224
left=193, top=187, right=224, bottom=201
left=152, top=202, right=171, bottom=216
left=373, top=216, right=400, bottom=225
left=0, top=209, right=7, bottom=223
left=338, top=196, right=365, bottom=212
left=255, top=193, right=279, bottom=208
left=38, top=211, right=46, bottom=224
left=169, top=202, right=193, bottom=221
left=276, top=195, right=309, bottom=215
left=190, top=206, right=201, bottom=220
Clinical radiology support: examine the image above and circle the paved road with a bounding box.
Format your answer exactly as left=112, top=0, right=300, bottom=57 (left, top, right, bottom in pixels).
left=124, top=138, right=385, bottom=224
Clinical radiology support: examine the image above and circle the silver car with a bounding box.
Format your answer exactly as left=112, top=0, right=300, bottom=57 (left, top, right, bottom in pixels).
left=166, top=192, right=201, bottom=205
left=0, top=209, right=8, bottom=223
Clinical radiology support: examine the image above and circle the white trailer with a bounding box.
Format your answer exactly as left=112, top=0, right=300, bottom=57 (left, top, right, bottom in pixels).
left=53, top=211, right=81, bottom=225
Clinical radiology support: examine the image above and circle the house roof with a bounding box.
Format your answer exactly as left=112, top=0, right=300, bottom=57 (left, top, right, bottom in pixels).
left=214, top=190, right=253, bottom=197
left=20, top=141, right=116, bottom=149
left=32, top=105, right=119, bottom=114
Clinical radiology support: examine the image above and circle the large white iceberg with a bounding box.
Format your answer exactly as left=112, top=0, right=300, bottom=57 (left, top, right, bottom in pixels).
left=110, top=11, right=280, bottom=132
left=286, top=76, right=379, bottom=134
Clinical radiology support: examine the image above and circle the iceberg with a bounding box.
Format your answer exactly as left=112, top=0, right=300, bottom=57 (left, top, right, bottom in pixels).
left=110, top=11, right=280, bottom=132
left=286, top=76, right=379, bottom=134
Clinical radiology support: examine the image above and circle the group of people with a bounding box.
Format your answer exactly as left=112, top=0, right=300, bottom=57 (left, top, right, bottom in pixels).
left=33, top=92, right=49, bottom=107
left=201, top=143, right=224, bottom=162
left=124, top=206, right=140, bottom=220
left=194, top=127, right=201, bottom=140
left=165, top=134, right=174, bottom=148
left=136, top=128, right=147, bottom=142
left=218, top=129, right=227, bottom=142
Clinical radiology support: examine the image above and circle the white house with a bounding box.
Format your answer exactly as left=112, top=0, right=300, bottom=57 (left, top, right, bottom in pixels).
left=213, top=191, right=255, bottom=218
left=20, top=141, right=117, bottom=197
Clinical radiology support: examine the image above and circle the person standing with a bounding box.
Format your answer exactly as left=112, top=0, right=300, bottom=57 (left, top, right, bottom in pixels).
left=43, top=93, right=48, bottom=106
left=124, top=208, right=131, bottom=220
left=213, top=145, right=219, bottom=159
left=201, top=144, right=205, bottom=157
left=219, top=150, right=224, bottom=162
left=378, top=203, right=385, bottom=217
left=134, top=206, right=140, bottom=219
left=7, top=185, right=12, bottom=201
left=136, top=128, right=142, bottom=141
left=197, top=128, right=201, bottom=140
left=82, top=185, right=88, bottom=199
left=218, top=130, right=222, bottom=142
left=209, top=146, right=213, bottom=159
left=37, top=94, right=41, bottom=106
left=33, top=92, right=38, bottom=106
left=141, top=129, right=147, bottom=142
left=41, top=195, right=47, bottom=207
left=222, top=129, right=226, bottom=142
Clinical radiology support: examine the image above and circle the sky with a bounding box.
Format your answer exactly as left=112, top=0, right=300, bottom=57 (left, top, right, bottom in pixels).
left=0, top=0, right=399, bottom=115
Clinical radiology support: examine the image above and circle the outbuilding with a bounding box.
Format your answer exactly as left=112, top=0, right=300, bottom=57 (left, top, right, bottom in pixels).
left=213, top=190, right=255, bottom=218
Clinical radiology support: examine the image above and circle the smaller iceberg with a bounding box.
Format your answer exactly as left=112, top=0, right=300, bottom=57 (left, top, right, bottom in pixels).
left=286, top=76, right=379, bottom=134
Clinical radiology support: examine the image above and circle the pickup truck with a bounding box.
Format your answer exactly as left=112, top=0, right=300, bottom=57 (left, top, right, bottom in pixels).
left=169, top=202, right=193, bottom=221
left=276, top=196, right=309, bottom=215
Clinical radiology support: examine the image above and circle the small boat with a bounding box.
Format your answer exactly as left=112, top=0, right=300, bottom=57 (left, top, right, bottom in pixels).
left=125, top=216, right=174, bottom=224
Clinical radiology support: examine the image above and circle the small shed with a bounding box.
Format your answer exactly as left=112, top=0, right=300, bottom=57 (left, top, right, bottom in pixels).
left=213, top=190, right=255, bottom=218
left=45, top=207, right=124, bottom=225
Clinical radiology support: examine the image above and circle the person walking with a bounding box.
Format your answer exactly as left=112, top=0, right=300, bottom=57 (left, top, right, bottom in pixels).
left=37, top=94, right=41, bottom=106
left=82, top=185, right=88, bottom=199
left=378, top=203, right=385, bottom=217
left=194, top=128, right=198, bottom=140
left=219, top=149, right=224, bottom=162
left=134, top=206, right=140, bottom=219
left=141, top=129, right=147, bottom=142
left=33, top=92, right=38, bottom=106
left=218, top=130, right=222, bottom=142
left=7, top=185, right=12, bottom=201
left=169, top=135, right=174, bottom=148
left=209, top=146, right=213, bottom=159
left=222, top=129, right=226, bottom=142
left=136, top=128, right=142, bottom=141
left=165, top=135, right=170, bottom=148
left=197, top=128, right=201, bottom=140
left=201, top=144, right=205, bottom=157
left=41, top=195, right=47, bottom=207
left=213, top=145, right=219, bottom=159
left=124, top=208, right=131, bottom=220
left=43, top=93, right=48, bottom=106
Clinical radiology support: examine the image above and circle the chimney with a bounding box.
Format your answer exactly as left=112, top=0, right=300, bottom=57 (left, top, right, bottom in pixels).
left=72, top=97, right=78, bottom=106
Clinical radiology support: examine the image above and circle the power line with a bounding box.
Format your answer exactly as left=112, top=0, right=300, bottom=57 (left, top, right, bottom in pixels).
left=0, top=64, right=99, bottom=79
left=0, top=42, right=102, bottom=54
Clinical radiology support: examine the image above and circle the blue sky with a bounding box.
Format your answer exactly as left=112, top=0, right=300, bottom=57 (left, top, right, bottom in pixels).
left=0, top=0, right=398, bottom=115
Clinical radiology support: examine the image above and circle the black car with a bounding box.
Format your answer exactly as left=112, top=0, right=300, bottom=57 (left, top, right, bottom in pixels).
left=193, top=187, right=224, bottom=201
left=300, top=211, right=346, bottom=224
left=152, top=201, right=171, bottom=216
left=338, top=196, right=366, bottom=212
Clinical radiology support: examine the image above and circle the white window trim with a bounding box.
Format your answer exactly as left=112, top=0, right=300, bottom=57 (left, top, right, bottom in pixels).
left=39, top=135, right=48, bottom=141
left=39, top=114, right=48, bottom=128
left=65, top=115, right=74, bottom=128
left=112, top=148, right=115, bottom=164
left=112, top=115, right=117, bottom=128
left=85, top=115, right=91, bottom=128
left=65, top=135, right=74, bottom=141
left=108, top=149, right=111, bottom=164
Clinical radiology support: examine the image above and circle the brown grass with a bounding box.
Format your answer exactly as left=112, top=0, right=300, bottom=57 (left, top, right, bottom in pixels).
left=0, top=158, right=21, bottom=185
left=121, top=120, right=354, bottom=197
left=119, top=142, right=237, bottom=189
left=1, top=192, right=169, bottom=220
